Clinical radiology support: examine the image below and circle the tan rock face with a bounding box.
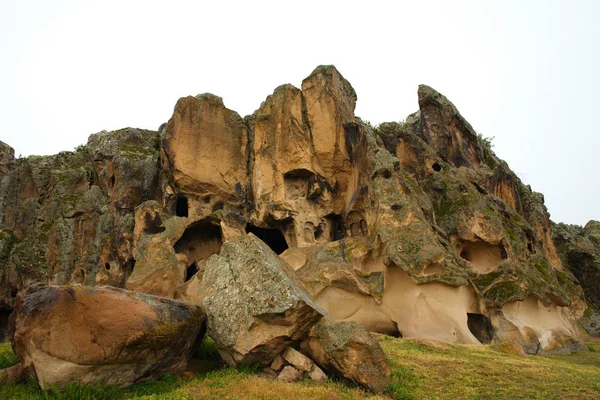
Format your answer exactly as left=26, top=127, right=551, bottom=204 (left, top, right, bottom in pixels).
left=163, top=94, right=247, bottom=201
left=9, top=284, right=205, bottom=389
left=0, top=65, right=588, bottom=360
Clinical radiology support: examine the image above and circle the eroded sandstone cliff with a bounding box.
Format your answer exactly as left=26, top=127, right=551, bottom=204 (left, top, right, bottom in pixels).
left=0, top=65, right=591, bottom=354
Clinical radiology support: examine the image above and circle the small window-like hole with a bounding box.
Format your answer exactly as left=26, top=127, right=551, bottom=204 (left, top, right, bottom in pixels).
left=185, top=262, right=198, bottom=282
left=110, top=175, right=116, bottom=186
left=382, top=170, right=392, bottom=179
left=203, top=195, right=212, bottom=204
left=176, top=196, right=188, bottom=217
left=432, top=162, right=442, bottom=172
left=391, top=204, right=401, bottom=211
left=460, top=249, right=472, bottom=262
left=104, top=263, right=111, bottom=271
left=314, top=225, right=324, bottom=240
left=212, top=202, right=224, bottom=212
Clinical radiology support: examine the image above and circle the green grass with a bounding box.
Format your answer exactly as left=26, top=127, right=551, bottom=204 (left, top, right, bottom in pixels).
left=0, top=342, right=18, bottom=369
left=1, top=339, right=599, bottom=399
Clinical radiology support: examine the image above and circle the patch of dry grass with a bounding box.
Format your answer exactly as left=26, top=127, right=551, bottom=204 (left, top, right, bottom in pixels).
left=380, top=337, right=600, bottom=400
left=1, top=338, right=599, bottom=399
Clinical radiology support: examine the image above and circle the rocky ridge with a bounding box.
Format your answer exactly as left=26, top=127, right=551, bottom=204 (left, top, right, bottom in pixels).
left=0, top=65, right=595, bottom=382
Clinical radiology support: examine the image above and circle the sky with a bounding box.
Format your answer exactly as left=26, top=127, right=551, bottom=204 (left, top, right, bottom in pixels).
left=0, top=0, right=598, bottom=226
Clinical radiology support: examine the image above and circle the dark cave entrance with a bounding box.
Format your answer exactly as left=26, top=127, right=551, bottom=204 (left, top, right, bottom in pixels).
left=467, top=313, right=494, bottom=344
left=245, top=224, right=289, bottom=255
left=175, top=219, right=223, bottom=281
left=432, top=162, right=442, bottom=172
left=326, top=214, right=346, bottom=241
left=0, top=307, right=11, bottom=343
left=143, top=212, right=166, bottom=234
left=185, top=262, right=199, bottom=282
left=176, top=196, right=189, bottom=217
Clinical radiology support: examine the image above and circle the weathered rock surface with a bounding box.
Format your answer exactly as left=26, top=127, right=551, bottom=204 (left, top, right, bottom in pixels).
left=282, top=347, right=314, bottom=372
left=0, top=65, right=590, bottom=359
left=162, top=93, right=248, bottom=202
left=0, top=129, right=162, bottom=312
left=276, top=365, right=303, bottom=382
left=301, top=319, right=390, bottom=393
left=0, top=363, right=23, bottom=383
left=197, top=234, right=325, bottom=366
left=552, top=221, right=600, bottom=336
left=9, top=284, right=204, bottom=389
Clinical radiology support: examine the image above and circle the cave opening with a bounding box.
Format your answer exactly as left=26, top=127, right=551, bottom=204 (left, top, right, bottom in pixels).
left=314, top=224, right=324, bottom=240
left=284, top=169, right=315, bottom=200
left=432, top=162, right=442, bottom=172
left=0, top=307, right=11, bottom=342
left=176, top=196, right=189, bottom=218
left=326, top=214, right=346, bottom=241
left=175, top=220, right=223, bottom=267
left=467, top=313, right=494, bottom=344
left=245, top=224, right=289, bottom=255
left=143, top=213, right=166, bottom=234
left=459, top=241, right=507, bottom=273
left=104, top=263, right=111, bottom=271
left=185, top=262, right=198, bottom=282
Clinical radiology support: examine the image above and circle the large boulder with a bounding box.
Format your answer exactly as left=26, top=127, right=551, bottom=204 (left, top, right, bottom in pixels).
left=10, top=284, right=205, bottom=389
left=198, top=234, right=326, bottom=366
left=301, top=319, right=390, bottom=393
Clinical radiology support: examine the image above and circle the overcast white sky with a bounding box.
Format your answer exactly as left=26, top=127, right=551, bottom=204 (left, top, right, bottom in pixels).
left=0, top=0, right=598, bottom=225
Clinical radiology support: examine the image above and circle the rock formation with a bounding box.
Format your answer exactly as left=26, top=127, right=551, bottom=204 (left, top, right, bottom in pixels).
left=552, top=221, right=600, bottom=336
left=0, top=65, right=594, bottom=368
left=9, top=284, right=204, bottom=389
left=301, top=319, right=391, bottom=393
left=196, top=234, right=325, bottom=366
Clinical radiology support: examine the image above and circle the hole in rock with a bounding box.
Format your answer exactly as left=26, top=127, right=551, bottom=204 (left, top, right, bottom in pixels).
left=104, top=263, right=111, bottom=271
left=314, top=224, right=324, bottom=240
left=524, top=229, right=536, bottom=254
left=361, top=220, right=368, bottom=236
left=110, top=175, right=116, bottom=186
left=459, top=241, right=507, bottom=273
left=185, top=262, right=199, bottom=281
left=144, top=213, right=166, bottom=234
left=175, top=220, right=223, bottom=266
left=382, top=170, right=392, bottom=179
left=345, top=212, right=368, bottom=237
left=422, top=263, right=445, bottom=275
left=527, top=243, right=534, bottom=253
left=0, top=307, right=11, bottom=342
left=212, top=202, right=224, bottom=212
left=203, top=195, right=212, bottom=204
left=326, top=214, right=346, bottom=241
left=432, top=162, right=442, bottom=172
left=467, top=313, right=494, bottom=344
left=245, top=224, right=288, bottom=255
left=176, top=196, right=188, bottom=217
left=473, top=182, right=487, bottom=194
left=284, top=169, right=315, bottom=200
left=391, top=204, right=401, bottom=211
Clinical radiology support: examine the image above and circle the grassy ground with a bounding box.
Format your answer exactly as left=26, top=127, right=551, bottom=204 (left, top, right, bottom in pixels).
left=0, top=338, right=598, bottom=400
